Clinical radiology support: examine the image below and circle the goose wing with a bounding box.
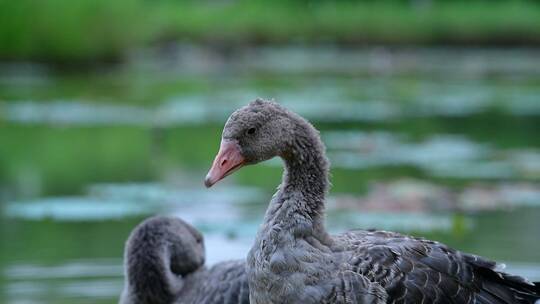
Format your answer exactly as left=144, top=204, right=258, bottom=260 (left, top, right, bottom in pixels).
left=324, top=270, right=387, bottom=304
left=336, top=230, right=539, bottom=304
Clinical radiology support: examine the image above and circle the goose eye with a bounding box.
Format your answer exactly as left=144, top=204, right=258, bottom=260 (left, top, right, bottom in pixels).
left=246, top=127, right=256, bottom=135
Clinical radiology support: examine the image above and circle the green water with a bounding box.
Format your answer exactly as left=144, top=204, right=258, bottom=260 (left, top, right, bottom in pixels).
left=1, top=47, right=539, bottom=303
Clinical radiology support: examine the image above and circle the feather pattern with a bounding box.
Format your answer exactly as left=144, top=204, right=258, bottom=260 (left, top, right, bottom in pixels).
left=183, top=260, right=250, bottom=304
left=336, top=230, right=539, bottom=304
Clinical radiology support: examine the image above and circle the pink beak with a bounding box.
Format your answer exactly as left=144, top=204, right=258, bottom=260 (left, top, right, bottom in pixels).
left=205, top=139, right=246, bottom=188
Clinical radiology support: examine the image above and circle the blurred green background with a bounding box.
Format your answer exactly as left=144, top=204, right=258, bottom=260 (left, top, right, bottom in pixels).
left=1, top=0, right=540, bottom=303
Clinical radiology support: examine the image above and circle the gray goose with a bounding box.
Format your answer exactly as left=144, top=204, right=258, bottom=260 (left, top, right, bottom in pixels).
left=120, top=216, right=249, bottom=304
left=205, top=99, right=540, bottom=304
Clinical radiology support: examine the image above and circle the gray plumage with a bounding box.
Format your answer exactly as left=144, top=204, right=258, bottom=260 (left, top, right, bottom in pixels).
left=120, top=216, right=250, bottom=304
left=214, top=98, right=540, bottom=304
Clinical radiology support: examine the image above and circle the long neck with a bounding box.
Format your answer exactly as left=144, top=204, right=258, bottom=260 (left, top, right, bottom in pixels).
left=282, top=126, right=329, bottom=205
left=123, top=236, right=184, bottom=304
left=267, top=119, right=330, bottom=240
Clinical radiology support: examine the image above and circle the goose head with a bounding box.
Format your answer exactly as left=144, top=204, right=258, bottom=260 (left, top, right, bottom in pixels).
left=126, top=216, right=206, bottom=275
left=122, top=216, right=207, bottom=304
left=166, top=218, right=205, bottom=275
left=205, top=99, right=296, bottom=187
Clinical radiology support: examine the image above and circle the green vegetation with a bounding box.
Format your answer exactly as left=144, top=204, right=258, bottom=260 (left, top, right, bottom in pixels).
left=0, top=125, right=154, bottom=196
left=1, top=0, right=540, bottom=62
left=0, top=0, right=149, bottom=62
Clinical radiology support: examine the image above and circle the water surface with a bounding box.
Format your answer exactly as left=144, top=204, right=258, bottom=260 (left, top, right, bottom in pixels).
left=1, top=46, right=539, bottom=303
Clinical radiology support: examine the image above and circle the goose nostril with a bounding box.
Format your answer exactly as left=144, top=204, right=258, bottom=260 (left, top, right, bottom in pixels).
left=220, top=159, right=228, bottom=167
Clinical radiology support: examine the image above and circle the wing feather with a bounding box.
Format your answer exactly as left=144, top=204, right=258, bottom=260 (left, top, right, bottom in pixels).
left=335, top=230, right=539, bottom=304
